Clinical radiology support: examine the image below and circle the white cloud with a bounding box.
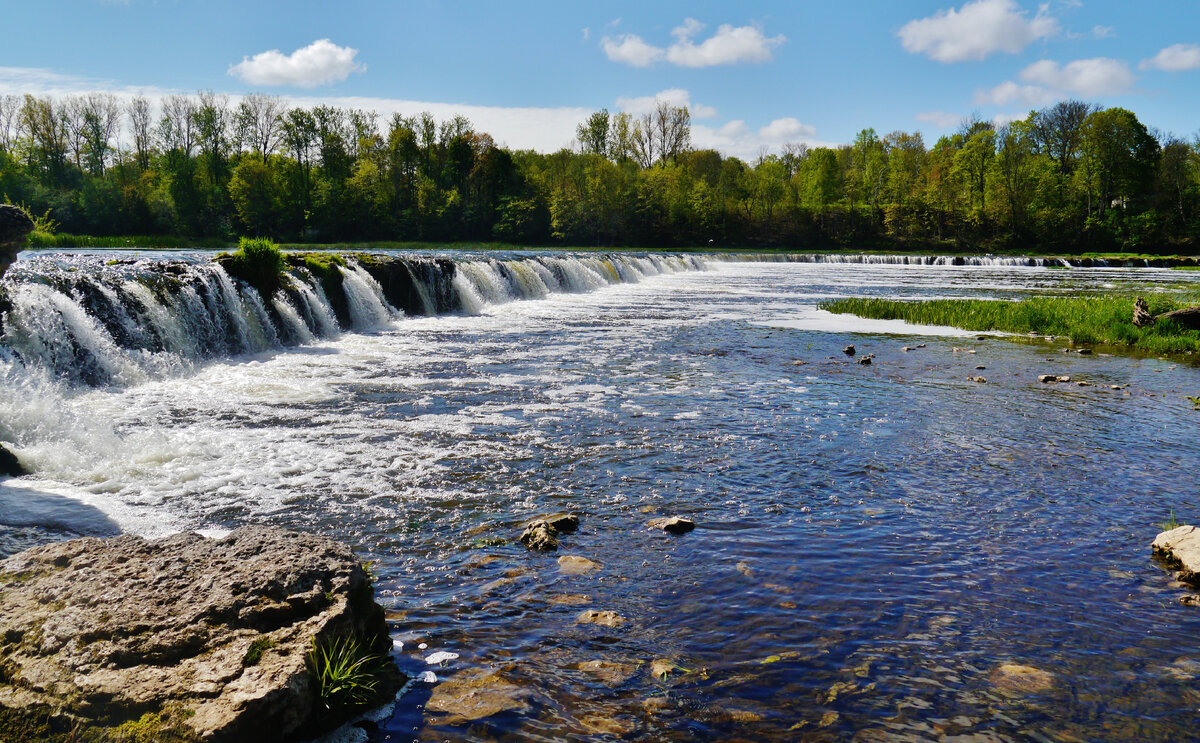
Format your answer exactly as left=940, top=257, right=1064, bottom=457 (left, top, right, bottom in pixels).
left=975, top=56, right=1135, bottom=109
left=915, top=110, right=965, bottom=129
left=666, top=21, right=785, bottom=67
left=616, top=88, right=717, bottom=119
left=581, top=27, right=591, bottom=41
left=601, top=34, right=664, bottom=67
left=692, top=117, right=828, bottom=159
left=991, top=112, right=1026, bottom=128
left=1139, top=43, right=1200, bottom=72
left=974, top=79, right=1057, bottom=106
left=602, top=18, right=785, bottom=68
left=1092, top=26, right=1115, bottom=40
left=228, top=39, right=364, bottom=88
left=897, top=0, right=1059, bottom=63
left=1019, top=57, right=1135, bottom=96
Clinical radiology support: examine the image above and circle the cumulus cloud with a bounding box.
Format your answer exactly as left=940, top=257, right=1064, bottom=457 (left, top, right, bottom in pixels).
left=602, top=18, right=784, bottom=68
left=915, top=110, right=965, bottom=129
left=897, top=0, right=1058, bottom=63
left=228, top=39, right=364, bottom=88
left=975, top=56, right=1135, bottom=107
left=600, top=34, right=664, bottom=67
left=616, top=88, right=717, bottom=119
left=692, top=117, right=826, bottom=159
left=665, top=19, right=785, bottom=67
left=1139, top=43, right=1200, bottom=72
left=1019, top=57, right=1135, bottom=96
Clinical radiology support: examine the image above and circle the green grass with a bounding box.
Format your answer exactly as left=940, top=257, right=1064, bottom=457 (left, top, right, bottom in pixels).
left=25, top=233, right=231, bottom=250
left=820, top=294, right=1200, bottom=356
left=307, top=634, right=386, bottom=711
left=217, top=237, right=287, bottom=295
left=1159, top=510, right=1181, bottom=531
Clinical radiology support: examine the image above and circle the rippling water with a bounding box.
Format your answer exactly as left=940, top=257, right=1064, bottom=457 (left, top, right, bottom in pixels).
left=4, top=257, right=1200, bottom=741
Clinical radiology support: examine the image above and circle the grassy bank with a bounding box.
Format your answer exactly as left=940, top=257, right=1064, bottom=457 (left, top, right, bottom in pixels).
left=820, top=295, right=1200, bottom=356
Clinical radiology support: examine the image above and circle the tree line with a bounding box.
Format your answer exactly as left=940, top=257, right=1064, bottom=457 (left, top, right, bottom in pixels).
left=0, top=91, right=1197, bottom=252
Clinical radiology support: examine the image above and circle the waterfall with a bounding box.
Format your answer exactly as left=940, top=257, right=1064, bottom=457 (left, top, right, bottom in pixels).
left=0, top=251, right=709, bottom=392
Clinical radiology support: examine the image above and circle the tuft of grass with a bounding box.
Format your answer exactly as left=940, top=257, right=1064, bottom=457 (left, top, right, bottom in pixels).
left=218, top=237, right=287, bottom=295
left=1160, top=510, right=1181, bottom=532
left=307, top=634, right=385, bottom=711
left=820, top=295, right=1200, bottom=356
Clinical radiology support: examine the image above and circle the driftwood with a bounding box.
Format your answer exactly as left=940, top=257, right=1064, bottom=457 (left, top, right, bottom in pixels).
left=1133, top=296, right=1200, bottom=330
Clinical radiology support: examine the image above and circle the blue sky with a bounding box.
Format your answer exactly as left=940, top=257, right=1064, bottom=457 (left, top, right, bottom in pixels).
left=2, top=0, right=1198, bottom=157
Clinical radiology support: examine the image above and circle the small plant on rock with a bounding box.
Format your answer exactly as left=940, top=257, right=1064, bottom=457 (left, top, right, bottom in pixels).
left=1160, top=510, right=1181, bottom=531
left=307, top=633, right=385, bottom=710
left=220, top=237, right=287, bottom=295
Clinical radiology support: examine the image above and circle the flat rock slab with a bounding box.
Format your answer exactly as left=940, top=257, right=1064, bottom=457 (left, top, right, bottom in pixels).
left=1153, top=524, right=1200, bottom=585
left=0, top=526, right=397, bottom=742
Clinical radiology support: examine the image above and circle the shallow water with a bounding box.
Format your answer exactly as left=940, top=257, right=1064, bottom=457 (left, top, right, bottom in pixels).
left=4, top=257, right=1200, bottom=741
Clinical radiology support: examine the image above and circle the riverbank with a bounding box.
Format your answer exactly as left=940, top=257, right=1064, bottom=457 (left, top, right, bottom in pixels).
left=821, top=294, right=1200, bottom=356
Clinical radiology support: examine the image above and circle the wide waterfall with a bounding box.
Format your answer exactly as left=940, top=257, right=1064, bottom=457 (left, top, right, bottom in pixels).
left=0, top=252, right=707, bottom=390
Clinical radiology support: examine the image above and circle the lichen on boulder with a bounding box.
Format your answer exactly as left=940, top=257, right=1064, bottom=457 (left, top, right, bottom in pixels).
left=0, top=526, right=401, bottom=742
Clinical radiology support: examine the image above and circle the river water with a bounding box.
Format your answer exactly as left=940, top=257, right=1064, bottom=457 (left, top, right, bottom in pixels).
left=2, top=253, right=1200, bottom=742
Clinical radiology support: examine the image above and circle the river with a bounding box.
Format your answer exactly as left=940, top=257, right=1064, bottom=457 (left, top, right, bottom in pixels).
left=2, top=251, right=1199, bottom=741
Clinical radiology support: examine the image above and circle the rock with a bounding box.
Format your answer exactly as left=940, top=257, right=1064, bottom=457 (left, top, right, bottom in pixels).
left=576, top=610, right=626, bottom=627
left=858, top=356, right=872, bottom=366
left=1076, top=381, right=1093, bottom=387
left=547, top=593, right=592, bottom=605
left=519, top=521, right=558, bottom=551
left=0, top=443, right=22, bottom=477
left=967, top=376, right=986, bottom=383
left=1056, top=375, right=1071, bottom=382
left=557, top=555, right=602, bottom=575
left=576, top=660, right=637, bottom=685
left=518, top=512, right=579, bottom=552
left=975, top=365, right=986, bottom=370
left=0, top=204, right=34, bottom=280
left=989, top=663, right=1055, bottom=696
left=843, top=345, right=856, bottom=356
left=1156, top=305, right=1200, bottom=330
left=1134, top=297, right=1156, bottom=327
left=647, top=516, right=695, bottom=535
left=1152, top=525, right=1200, bottom=586
left=1077, top=348, right=1093, bottom=355
left=425, top=667, right=529, bottom=723
left=579, top=714, right=638, bottom=736
left=534, top=512, right=579, bottom=534
left=650, top=659, right=685, bottom=679
left=0, top=526, right=399, bottom=743
left=1038, top=374, right=1057, bottom=383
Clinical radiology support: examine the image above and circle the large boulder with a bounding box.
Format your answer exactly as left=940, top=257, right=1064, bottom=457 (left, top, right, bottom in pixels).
left=0, top=526, right=400, bottom=742
left=1153, top=524, right=1200, bottom=585
left=0, top=204, right=34, bottom=280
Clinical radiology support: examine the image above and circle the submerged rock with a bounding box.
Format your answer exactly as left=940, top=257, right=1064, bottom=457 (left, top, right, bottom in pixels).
left=0, top=443, right=22, bottom=477
left=425, top=667, right=529, bottom=723
left=1153, top=525, right=1200, bottom=586
left=576, top=659, right=637, bottom=685
left=558, top=555, right=602, bottom=575
left=843, top=345, right=856, bottom=356
left=576, top=609, right=627, bottom=627
left=990, top=663, right=1055, bottom=696
left=647, top=516, right=696, bottom=535
left=0, top=526, right=399, bottom=742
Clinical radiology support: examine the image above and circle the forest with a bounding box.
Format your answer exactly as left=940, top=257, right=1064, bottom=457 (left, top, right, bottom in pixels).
left=0, top=91, right=1196, bottom=252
